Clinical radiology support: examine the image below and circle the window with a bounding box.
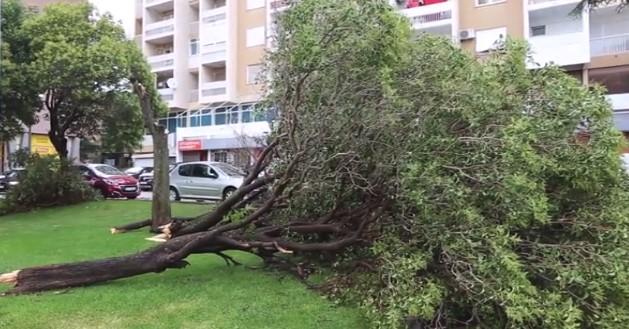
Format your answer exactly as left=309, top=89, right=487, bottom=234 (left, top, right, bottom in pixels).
left=241, top=105, right=253, bottom=123
left=246, top=0, right=265, bottom=10
left=531, top=25, right=546, bottom=37
left=191, top=164, right=216, bottom=178
left=212, top=151, right=228, bottom=163
left=475, top=27, right=507, bottom=52
left=247, top=64, right=263, bottom=85
left=189, top=39, right=199, bottom=56
left=215, top=108, right=227, bottom=125
left=246, top=26, right=266, bottom=47
left=476, top=0, right=505, bottom=6
left=228, top=108, right=239, bottom=124
left=201, top=109, right=212, bottom=126
left=178, top=164, right=193, bottom=177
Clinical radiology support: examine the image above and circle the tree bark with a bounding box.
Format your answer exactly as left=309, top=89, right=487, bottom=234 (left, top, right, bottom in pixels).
left=151, top=125, right=171, bottom=231
left=133, top=83, right=172, bottom=230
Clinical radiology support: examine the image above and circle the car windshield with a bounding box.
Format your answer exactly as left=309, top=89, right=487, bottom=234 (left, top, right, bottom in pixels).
left=94, top=165, right=123, bottom=176
left=125, top=167, right=144, bottom=174
left=213, top=163, right=245, bottom=177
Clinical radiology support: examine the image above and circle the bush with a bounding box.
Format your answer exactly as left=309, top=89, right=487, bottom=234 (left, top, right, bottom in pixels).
left=1, top=155, right=97, bottom=214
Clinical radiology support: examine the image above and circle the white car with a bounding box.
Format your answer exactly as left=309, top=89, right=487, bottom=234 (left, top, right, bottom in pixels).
left=169, top=162, right=245, bottom=201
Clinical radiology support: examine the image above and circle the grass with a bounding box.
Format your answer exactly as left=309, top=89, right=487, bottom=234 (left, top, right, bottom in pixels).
left=0, top=201, right=365, bottom=329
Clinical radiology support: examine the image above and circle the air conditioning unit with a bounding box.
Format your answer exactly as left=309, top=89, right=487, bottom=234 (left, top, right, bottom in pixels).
left=459, top=29, right=476, bottom=41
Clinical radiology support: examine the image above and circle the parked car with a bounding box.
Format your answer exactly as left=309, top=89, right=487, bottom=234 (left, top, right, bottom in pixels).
left=169, top=162, right=245, bottom=201
left=124, top=166, right=153, bottom=179
left=138, top=171, right=153, bottom=191
left=138, top=164, right=175, bottom=191
left=0, top=168, right=25, bottom=192
left=76, top=164, right=140, bottom=199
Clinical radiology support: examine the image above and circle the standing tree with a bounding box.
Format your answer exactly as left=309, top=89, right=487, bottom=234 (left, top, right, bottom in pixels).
left=1, top=1, right=627, bottom=328
left=100, top=92, right=145, bottom=158
left=127, top=47, right=172, bottom=232
left=0, top=0, right=39, bottom=141
left=23, top=3, right=142, bottom=160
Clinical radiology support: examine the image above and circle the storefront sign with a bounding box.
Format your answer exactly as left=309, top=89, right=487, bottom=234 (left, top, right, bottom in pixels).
left=30, top=134, right=57, bottom=156
left=178, top=140, right=202, bottom=151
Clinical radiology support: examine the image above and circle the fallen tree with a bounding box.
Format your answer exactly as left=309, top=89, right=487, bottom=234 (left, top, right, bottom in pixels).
left=2, top=1, right=628, bottom=328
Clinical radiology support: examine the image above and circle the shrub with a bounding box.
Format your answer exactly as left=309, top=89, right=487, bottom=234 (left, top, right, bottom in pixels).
left=1, top=155, right=97, bottom=214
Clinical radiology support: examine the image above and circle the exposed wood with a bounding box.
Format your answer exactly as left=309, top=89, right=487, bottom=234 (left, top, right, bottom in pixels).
left=0, top=271, right=19, bottom=284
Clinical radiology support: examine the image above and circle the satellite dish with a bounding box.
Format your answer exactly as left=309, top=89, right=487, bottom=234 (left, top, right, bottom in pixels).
left=166, top=78, right=177, bottom=89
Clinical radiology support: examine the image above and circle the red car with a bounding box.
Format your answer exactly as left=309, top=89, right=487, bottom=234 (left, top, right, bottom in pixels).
left=76, top=164, right=141, bottom=199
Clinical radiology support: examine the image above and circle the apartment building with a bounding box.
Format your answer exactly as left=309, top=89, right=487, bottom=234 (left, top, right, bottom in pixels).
left=132, top=0, right=629, bottom=168
left=133, top=0, right=270, bottom=168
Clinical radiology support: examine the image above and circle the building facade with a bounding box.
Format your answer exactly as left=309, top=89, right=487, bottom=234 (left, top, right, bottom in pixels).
left=133, top=0, right=271, bottom=168
left=132, top=0, right=629, bottom=168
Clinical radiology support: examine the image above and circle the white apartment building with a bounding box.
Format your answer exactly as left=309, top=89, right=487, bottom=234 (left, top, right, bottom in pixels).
left=134, top=0, right=270, bottom=168
left=132, top=0, right=629, bottom=168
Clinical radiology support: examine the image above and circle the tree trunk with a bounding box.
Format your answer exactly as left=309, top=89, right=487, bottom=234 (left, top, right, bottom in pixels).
left=150, top=125, right=171, bottom=231
left=0, top=233, right=208, bottom=294
left=48, top=131, right=68, bottom=160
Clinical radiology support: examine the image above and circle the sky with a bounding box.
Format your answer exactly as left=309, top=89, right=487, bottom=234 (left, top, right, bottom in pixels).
left=89, top=0, right=135, bottom=38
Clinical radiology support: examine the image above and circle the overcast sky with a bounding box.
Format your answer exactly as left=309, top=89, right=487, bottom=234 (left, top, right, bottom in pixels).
left=89, top=0, right=135, bottom=38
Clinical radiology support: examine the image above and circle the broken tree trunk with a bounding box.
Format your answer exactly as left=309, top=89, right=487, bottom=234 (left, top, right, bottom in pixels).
left=0, top=231, right=247, bottom=295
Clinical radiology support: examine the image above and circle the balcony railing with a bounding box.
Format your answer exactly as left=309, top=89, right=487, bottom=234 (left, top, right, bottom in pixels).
left=202, top=6, right=226, bottom=21
left=145, top=0, right=172, bottom=5
left=201, top=81, right=227, bottom=97
left=158, top=88, right=174, bottom=101
left=401, top=1, right=453, bottom=29
left=608, top=93, right=629, bottom=111
left=528, top=0, right=579, bottom=4
left=145, top=19, right=174, bottom=37
left=591, top=33, right=629, bottom=57
left=190, top=90, right=199, bottom=102
left=201, top=42, right=227, bottom=63
left=148, top=53, right=174, bottom=71
left=528, top=32, right=590, bottom=67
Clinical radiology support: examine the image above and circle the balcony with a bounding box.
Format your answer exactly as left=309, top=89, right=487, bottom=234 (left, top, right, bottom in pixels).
left=591, top=34, right=629, bottom=57
left=528, top=0, right=580, bottom=11
left=145, top=18, right=174, bottom=40
left=200, top=81, right=227, bottom=103
left=145, top=0, right=173, bottom=8
left=148, top=53, right=174, bottom=72
left=609, top=93, right=629, bottom=111
left=528, top=32, right=590, bottom=68
left=399, top=1, right=453, bottom=30
left=201, top=42, right=227, bottom=64
left=190, top=90, right=199, bottom=103
left=158, top=88, right=174, bottom=103
left=202, top=6, right=226, bottom=21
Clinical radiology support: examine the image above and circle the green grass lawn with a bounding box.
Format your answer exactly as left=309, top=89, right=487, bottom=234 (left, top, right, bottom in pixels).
left=0, top=201, right=365, bottom=329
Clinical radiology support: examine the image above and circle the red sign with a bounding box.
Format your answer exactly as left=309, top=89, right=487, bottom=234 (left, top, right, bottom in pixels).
left=178, top=140, right=202, bottom=151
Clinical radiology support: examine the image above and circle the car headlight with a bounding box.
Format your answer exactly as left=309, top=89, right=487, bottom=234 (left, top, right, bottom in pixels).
left=104, top=179, right=119, bottom=186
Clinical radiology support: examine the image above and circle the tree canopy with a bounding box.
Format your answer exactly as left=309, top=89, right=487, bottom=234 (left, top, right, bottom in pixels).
left=0, top=0, right=39, bottom=140
left=22, top=2, right=144, bottom=158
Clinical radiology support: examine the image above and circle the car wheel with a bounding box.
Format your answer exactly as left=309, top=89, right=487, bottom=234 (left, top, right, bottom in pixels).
left=223, top=187, right=237, bottom=201
left=127, top=196, right=138, bottom=200
left=169, top=187, right=181, bottom=202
